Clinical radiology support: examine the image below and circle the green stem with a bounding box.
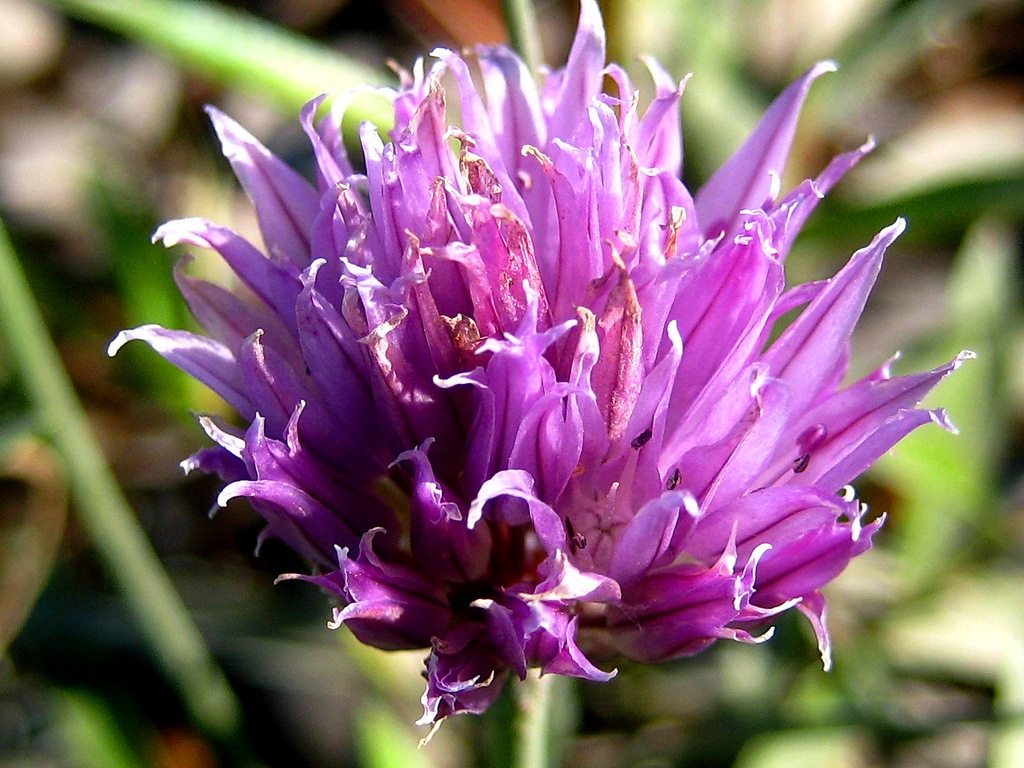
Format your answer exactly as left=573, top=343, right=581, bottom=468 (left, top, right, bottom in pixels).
left=0, top=220, right=252, bottom=760
left=515, top=673, right=568, bottom=768
left=501, top=0, right=544, bottom=75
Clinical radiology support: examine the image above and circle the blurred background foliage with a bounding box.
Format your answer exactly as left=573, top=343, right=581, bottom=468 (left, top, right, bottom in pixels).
left=0, top=0, right=1022, bottom=766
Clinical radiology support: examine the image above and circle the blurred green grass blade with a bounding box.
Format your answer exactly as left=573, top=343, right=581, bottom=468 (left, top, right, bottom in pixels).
left=0, top=219, right=252, bottom=758
left=54, top=691, right=148, bottom=768
left=872, top=219, right=1013, bottom=588
left=804, top=175, right=1024, bottom=248
left=355, top=703, right=438, bottom=768
left=501, top=0, right=543, bottom=76
left=40, top=0, right=394, bottom=130
left=92, top=175, right=184, bottom=333
left=91, top=174, right=192, bottom=409
left=826, top=0, right=1003, bottom=120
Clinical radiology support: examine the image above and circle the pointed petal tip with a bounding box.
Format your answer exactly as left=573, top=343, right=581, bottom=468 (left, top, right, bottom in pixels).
left=203, top=105, right=248, bottom=153
left=931, top=408, right=958, bottom=434
left=106, top=329, right=132, bottom=357
left=152, top=217, right=207, bottom=248
left=301, top=93, right=329, bottom=118
left=215, top=481, right=247, bottom=509
left=813, top=60, right=839, bottom=77
left=428, top=46, right=455, bottom=61
left=954, top=349, right=978, bottom=366
left=886, top=217, right=907, bottom=239
left=203, top=103, right=235, bottom=136
left=578, top=0, right=603, bottom=26
left=861, top=218, right=906, bottom=257
left=151, top=220, right=174, bottom=245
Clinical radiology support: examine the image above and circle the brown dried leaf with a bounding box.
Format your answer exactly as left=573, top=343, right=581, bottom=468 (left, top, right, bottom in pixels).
left=0, top=438, right=68, bottom=654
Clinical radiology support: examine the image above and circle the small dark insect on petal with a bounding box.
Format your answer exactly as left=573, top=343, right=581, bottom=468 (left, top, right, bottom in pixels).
left=666, top=467, right=681, bottom=490
left=793, top=452, right=811, bottom=474
left=630, top=428, right=653, bottom=449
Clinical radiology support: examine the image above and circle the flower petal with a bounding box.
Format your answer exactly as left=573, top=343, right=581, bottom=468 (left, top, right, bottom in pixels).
left=694, top=61, right=836, bottom=238
left=206, top=105, right=320, bottom=268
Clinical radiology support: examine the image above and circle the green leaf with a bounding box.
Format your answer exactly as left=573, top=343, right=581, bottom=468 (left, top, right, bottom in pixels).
left=40, top=0, right=394, bottom=132
left=53, top=691, right=148, bottom=768
left=355, top=702, right=438, bottom=768
left=90, top=173, right=192, bottom=410
left=803, top=175, right=1024, bottom=249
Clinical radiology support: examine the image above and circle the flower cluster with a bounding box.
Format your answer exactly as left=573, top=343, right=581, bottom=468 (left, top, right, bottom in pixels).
left=111, top=0, right=965, bottom=724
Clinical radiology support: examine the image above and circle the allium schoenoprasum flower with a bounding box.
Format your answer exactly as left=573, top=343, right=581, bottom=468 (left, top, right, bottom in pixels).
left=110, top=0, right=970, bottom=724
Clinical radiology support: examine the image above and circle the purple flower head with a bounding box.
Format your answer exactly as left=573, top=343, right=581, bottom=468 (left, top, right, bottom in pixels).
left=110, top=0, right=969, bottom=724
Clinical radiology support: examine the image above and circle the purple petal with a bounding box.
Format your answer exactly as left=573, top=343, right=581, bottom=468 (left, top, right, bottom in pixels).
left=430, top=48, right=531, bottom=224
left=477, top=45, right=547, bottom=181
left=607, top=543, right=758, bottom=663
left=764, top=351, right=972, bottom=489
left=694, top=61, right=836, bottom=238
left=419, top=623, right=512, bottom=724
left=154, top=218, right=302, bottom=338
left=770, top=138, right=874, bottom=257
left=206, top=105, right=320, bottom=268
left=686, top=485, right=858, bottom=564
left=526, top=605, right=616, bottom=681
left=173, top=257, right=296, bottom=360
left=524, top=143, right=603, bottom=320
left=761, top=220, right=905, bottom=410
left=592, top=265, right=645, bottom=442
left=243, top=412, right=396, bottom=539
left=508, top=384, right=584, bottom=504
left=299, top=94, right=356, bottom=191
left=467, top=469, right=566, bottom=555
left=632, top=58, right=686, bottom=176
left=324, top=530, right=452, bottom=651
left=531, top=549, right=621, bottom=604
left=181, top=445, right=248, bottom=483
left=795, top=590, right=833, bottom=670
left=608, top=490, right=700, bottom=585
left=393, top=442, right=494, bottom=582
left=663, top=212, right=785, bottom=421
left=219, top=478, right=360, bottom=566
left=108, top=325, right=252, bottom=417
left=545, top=0, right=606, bottom=143
left=750, top=510, right=881, bottom=613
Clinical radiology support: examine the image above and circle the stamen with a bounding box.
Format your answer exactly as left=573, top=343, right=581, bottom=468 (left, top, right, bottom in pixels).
left=565, top=517, right=587, bottom=553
